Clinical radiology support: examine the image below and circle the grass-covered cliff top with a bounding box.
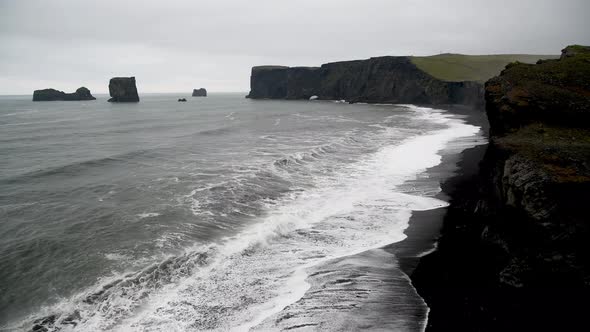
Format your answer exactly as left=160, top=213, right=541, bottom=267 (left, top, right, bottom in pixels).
left=487, top=45, right=590, bottom=184
left=485, top=45, right=590, bottom=133
left=496, top=125, right=590, bottom=184
left=411, top=54, right=559, bottom=83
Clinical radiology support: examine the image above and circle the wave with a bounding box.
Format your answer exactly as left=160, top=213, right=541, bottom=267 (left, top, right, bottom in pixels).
left=0, top=109, right=39, bottom=117
left=9, top=106, right=483, bottom=331
left=196, top=126, right=236, bottom=136
left=0, top=149, right=161, bottom=185
left=0, top=118, right=81, bottom=127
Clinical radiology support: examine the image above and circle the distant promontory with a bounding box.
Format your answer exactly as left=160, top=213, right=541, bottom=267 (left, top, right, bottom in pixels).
left=32, top=87, right=96, bottom=101
left=108, top=77, right=139, bottom=102
left=246, top=54, right=557, bottom=106
left=192, top=88, right=207, bottom=97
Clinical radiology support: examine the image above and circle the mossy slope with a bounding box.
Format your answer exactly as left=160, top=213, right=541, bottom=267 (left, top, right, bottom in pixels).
left=411, top=54, right=559, bottom=83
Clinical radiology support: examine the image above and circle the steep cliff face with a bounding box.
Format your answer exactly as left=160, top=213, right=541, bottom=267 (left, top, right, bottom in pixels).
left=246, top=66, right=290, bottom=99
left=285, top=67, right=322, bottom=100
left=108, top=77, right=139, bottom=102
left=247, top=57, right=483, bottom=105
left=412, top=45, right=590, bottom=331
left=32, top=87, right=96, bottom=101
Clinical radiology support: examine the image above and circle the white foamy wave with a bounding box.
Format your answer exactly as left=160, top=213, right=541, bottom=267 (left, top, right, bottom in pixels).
left=136, top=212, right=161, bottom=219
left=104, top=253, right=131, bottom=261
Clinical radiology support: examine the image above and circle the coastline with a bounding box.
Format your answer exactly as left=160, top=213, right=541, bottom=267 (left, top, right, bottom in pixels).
left=385, top=103, right=489, bottom=329
left=387, top=102, right=488, bottom=265
left=408, top=46, right=590, bottom=332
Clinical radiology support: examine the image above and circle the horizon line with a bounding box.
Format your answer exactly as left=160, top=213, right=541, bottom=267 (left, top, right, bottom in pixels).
left=0, top=91, right=249, bottom=97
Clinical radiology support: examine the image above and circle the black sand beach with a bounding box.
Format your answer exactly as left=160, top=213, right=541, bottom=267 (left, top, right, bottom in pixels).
left=388, top=104, right=490, bottom=328
left=388, top=104, right=488, bottom=264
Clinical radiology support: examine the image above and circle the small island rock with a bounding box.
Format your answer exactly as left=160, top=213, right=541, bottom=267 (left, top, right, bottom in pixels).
left=108, top=77, right=139, bottom=102
left=33, top=87, right=96, bottom=101
left=192, top=88, right=207, bottom=97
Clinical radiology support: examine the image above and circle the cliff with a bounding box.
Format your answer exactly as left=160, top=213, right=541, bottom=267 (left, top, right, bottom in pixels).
left=32, top=87, right=96, bottom=101
left=108, top=77, right=139, bottom=102
left=412, top=45, right=590, bottom=331
left=192, top=88, right=207, bottom=97
left=247, top=57, right=483, bottom=105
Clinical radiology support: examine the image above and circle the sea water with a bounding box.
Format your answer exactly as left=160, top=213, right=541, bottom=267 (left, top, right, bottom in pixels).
left=0, top=94, right=483, bottom=331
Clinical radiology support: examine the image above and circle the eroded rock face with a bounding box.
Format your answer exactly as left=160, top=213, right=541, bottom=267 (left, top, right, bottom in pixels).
left=192, top=88, right=207, bottom=97
left=246, top=57, right=483, bottom=105
left=32, top=87, right=96, bottom=101
left=412, top=45, right=590, bottom=331
left=108, top=77, right=139, bottom=102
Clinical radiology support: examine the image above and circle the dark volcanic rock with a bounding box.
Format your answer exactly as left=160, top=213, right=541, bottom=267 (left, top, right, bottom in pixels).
left=246, top=57, right=483, bottom=105
left=192, top=88, right=207, bottom=97
left=32, top=87, right=96, bottom=101
left=108, top=77, right=139, bottom=102
left=246, top=66, right=289, bottom=99
left=285, top=67, right=322, bottom=100
left=412, top=45, right=590, bottom=331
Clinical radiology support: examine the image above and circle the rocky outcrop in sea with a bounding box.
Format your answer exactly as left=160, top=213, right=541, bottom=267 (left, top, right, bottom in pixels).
left=108, top=77, right=139, bottom=102
left=32, top=87, right=96, bottom=101
left=412, top=45, right=590, bottom=331
left=245, top=57, right=483, bottom=105
left=192, top=88, right=207, bottom=97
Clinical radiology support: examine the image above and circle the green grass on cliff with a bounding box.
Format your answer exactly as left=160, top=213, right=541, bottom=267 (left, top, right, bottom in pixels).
left=411, top=54, right=559, bottom=83
left=496, top=125, right=590, bottom=184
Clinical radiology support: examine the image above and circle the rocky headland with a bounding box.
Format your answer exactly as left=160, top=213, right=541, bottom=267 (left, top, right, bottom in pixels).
left=32, top=87, right=96, bottom=101
left=108, top=77, right=139, bottom=102
left=246, top=57, right=483, bottom=105
left=192, top=88, right=207, bottom=97
left=411, top=45, right=590, bottom=331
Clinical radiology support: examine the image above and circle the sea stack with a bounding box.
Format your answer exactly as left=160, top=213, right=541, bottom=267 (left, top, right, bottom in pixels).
left=32, top=87, right=96, bottom=101
left=192, top=88, right=207, bottom=97
left=108, top=77, right=139, bottom=102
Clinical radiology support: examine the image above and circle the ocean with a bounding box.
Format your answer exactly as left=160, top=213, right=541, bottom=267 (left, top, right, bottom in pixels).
left=0, top=94, right=484, bottom=331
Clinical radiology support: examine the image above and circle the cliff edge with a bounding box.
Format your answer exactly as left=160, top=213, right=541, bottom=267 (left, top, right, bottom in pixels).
left=412, top=45, right=590, bottom=331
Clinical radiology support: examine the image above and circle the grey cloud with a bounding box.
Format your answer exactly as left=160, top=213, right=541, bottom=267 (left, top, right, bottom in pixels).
left=0, top=0, right=589, bottom=94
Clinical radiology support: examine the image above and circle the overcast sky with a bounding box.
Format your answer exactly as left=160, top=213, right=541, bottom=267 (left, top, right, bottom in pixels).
left=1, top=0, right=589, bottom=94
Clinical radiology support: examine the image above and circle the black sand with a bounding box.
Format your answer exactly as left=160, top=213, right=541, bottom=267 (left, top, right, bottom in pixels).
left=386, top=104, right=489, bottom=275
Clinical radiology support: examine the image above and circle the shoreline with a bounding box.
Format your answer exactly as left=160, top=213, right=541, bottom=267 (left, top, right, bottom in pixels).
left=387, top=102, right=488, bottom=266
left=385, top=103, right=489, bottom=329
left=250, top=103, right=487, bottom=331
